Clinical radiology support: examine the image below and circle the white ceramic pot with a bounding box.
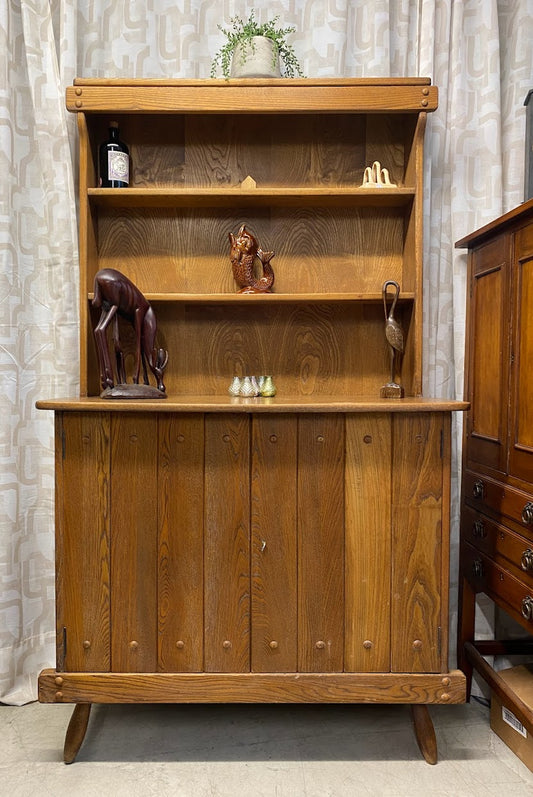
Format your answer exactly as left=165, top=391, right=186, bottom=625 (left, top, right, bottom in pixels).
left=230, top=36, right=281, bottom=78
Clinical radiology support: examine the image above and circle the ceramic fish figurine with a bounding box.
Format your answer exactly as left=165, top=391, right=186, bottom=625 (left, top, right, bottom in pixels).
left=229, top=224, right=275, bottom=293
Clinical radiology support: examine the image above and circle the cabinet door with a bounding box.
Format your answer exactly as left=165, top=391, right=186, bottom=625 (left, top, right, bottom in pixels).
left=391, top=413, right=445, bottom=673
left=509, top=224, right=533, bottom=484
left=465, top=235, right=510, bottom=475
left=56, top=412, right=111, bottom=672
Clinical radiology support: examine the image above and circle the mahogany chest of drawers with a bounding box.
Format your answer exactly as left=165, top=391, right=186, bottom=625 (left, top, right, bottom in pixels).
left=457, top=199, right=533, bottom=731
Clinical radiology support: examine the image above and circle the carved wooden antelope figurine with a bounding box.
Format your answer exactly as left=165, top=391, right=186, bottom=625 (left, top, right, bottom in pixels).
left=92, top=268, right=168, bottom=394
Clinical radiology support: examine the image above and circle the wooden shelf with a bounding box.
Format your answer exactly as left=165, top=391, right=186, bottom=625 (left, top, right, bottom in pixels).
left=36, top=395, right=469, bottom=413
left=87, top=186, right=416, bottom=209
left=87, top=291, right=416, bottom=304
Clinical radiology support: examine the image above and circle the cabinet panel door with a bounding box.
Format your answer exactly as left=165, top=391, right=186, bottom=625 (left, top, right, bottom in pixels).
left=345, top=414, right=392, bottom=672
left=466, top=236, right=510, bottom=475
left=391, top=413, right=443, bottom=673
left=510, top=224, right=533, bottom=483
left=110, top=414, right=158, bottom=672
left=204, top=414, right=250, bottom=672
left=298, top=414, right=345, bottom=672
left=56, top=412, right=110, bottom=672
left=158, top=414, right=204, bottom=672
left=251, top=415, right=298, bottom=672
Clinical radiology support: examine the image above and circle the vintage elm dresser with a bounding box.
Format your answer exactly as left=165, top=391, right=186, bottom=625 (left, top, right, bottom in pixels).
left=37, top=79, right=467, bottom=763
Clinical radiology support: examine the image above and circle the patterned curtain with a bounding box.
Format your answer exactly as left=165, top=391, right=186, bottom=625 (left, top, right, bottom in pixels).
left=1, top=0, right=531, bottom=704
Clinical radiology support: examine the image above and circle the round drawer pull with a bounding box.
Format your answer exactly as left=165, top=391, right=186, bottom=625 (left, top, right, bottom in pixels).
left=522, top=502, right=533, bottom=525
left=472, top=520, right=486, bottom=538
left=521, top=549, right=533, bottom=572
left=521, top=596, right=533, bottom=621
left=472, top=559, right=483, bottom=579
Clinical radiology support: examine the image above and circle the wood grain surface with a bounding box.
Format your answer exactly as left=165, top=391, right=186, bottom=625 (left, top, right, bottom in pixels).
left=251, top=415, right=298, bottom=672
left=39, top=669, right=465, bottom=705
left=391, top=414, right=443, bottom=673
left=56, top=413, right=111, bottom=672
left=158, top=414, right=204, bottom=672
left=345, top=413, right=392, bottom=672
left=110, top=414, right=158, bottom=672
left=297, top=414, right=345, bottom=672
left=203, top=414, right=250, bottom=672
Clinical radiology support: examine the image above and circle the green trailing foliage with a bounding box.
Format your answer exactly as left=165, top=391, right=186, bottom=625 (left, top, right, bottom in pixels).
left=210, top=10, right=304, bottom=79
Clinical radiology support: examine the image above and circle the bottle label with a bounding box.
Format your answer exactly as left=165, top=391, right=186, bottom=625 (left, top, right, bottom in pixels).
left=108, top=151, right=129, bottom=183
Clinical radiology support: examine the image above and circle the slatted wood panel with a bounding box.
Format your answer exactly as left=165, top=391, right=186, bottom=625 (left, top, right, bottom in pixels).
left=204, top=414, right=250, bottom=672
left=251, top=415, right=298, bottom=672
left=510, top=223, right=533, bottom=483
left=158, top=414, right=204, bottom=672
left=466, top=235, right=509, bottom=474
left=110, top=414, right=158, bottom=672
left=391, top=414, right=443, bottom=673
left=297, top=414, right=345, bottom=672
left=56, top=413, right=110, bottom=672
left=345, top=413, right=392, bottom=672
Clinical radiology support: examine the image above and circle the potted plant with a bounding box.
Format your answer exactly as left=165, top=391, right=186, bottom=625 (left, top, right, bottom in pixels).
left=210, top=11, right=304, bottom=80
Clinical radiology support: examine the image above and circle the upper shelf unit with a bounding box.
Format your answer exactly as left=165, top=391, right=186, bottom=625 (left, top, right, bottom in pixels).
left=67, top=79, right=436, bottom=398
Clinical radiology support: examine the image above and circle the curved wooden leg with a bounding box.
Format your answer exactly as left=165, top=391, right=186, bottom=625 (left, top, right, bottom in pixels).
left=63, top=703, right=92, bottom=764
left=410, top=704, right=438, bottom=764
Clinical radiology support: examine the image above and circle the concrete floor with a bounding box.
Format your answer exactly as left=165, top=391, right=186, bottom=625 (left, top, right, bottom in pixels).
left=2, top=698, right=533, bottom=796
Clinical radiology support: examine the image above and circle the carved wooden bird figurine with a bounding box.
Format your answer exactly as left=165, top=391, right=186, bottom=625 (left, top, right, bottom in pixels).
left=383, top=280, right=404, bottom=384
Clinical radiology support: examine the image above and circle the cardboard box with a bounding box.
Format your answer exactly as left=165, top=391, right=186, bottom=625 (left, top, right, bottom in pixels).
left=490, top=664, right=533, bottom=772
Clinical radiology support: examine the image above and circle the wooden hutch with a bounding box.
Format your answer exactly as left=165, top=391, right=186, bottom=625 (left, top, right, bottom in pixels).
left=37, top=79, right=467, bottom=763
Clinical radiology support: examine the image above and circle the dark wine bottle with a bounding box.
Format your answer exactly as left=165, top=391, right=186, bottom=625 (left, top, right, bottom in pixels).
left=99, top=121, right=130, bottom=187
